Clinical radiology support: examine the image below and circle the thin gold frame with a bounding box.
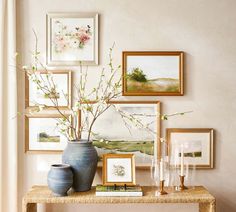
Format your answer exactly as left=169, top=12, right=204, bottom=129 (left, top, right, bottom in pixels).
left=46, top=12, right=99, bottom=66
left=25, top=114, right=71, bottom=153
left=25, top=70, right=72, bottom=110
left=122, top=51, right=184, bottom=96
left=166, top=128, right=214, bottom=169
left=102, top=154, right=136, bottom=186
left=80, top=101, right=161, bottom=169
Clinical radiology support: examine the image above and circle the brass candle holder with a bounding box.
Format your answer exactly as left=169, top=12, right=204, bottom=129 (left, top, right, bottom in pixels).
left=179, top=175, right=188, bottom=191
left=158, top=180, right=168, bottom=195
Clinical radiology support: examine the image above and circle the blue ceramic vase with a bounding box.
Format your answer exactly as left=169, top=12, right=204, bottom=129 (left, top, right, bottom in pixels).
left=47, top=164, right=73, bottom=196
left=62, top=140, right=98, bottom=192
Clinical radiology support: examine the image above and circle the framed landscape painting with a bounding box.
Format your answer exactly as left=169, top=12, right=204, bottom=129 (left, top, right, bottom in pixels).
left=166, top=128, right=214, bottom=169
left=25, top=115, right=70, bottom=153
left=81, top=101, right=161, bottom=168
left=122, top=51, right=184, bottom=96
left=47, top=13, right=99, bottom=66
left=25, top=70, right=72, bottom=109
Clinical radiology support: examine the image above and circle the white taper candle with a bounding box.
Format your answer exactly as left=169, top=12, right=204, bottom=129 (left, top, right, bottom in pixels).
left=160, top=159, right=164, bottom=181
left=180, top=145, right=184, bottom=176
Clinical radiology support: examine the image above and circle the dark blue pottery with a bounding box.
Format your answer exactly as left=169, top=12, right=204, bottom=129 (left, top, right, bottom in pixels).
left=62, top=140, right=98, bottom=192
left=47, top=164, right=73, bottom=196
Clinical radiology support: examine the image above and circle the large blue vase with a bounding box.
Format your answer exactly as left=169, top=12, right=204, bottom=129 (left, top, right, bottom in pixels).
left=62, top=140, right=98, bottom=192
left=47, top=164, right=73, bottom=196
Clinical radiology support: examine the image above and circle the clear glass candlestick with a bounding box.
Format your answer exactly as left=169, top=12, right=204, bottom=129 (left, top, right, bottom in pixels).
left=170, top=141, right=196, bottom=191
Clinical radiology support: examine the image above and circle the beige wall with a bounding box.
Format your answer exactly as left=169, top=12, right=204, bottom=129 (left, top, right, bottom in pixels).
left=17, top=0, right=236, bottom=211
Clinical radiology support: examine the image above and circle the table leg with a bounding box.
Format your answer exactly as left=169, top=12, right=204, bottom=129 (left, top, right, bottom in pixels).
left=199, top=201, right=216, bottom=212
left=22, top=203, right=37, bottom=212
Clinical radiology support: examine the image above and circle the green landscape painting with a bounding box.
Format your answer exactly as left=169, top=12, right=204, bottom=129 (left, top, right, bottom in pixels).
left=87, top=103, right=160, bottom=166
left=125, top=54, right=181, bottom=94
left=37, top=132, right=60, bottom=143
left=127, top=67, right=179, bottom=93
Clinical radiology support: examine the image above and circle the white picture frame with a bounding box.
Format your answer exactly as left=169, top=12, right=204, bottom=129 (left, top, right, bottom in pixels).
left=47, top=13, right=99, bottom=66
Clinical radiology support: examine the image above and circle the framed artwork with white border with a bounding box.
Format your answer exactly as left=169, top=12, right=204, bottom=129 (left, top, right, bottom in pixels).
left=25, top=70, right=72, bottom=110
left=80, top=101, right=161, bottom=169
left=166, top=128, right=214, bottom=169
left=47, top=13, right=99, bottom=66
left=102, top=154, right=136, bottom=186
left=25, top=114, right=71, bottom=153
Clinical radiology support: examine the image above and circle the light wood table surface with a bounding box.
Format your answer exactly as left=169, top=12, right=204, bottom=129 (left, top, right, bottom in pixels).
left=22, top=186, right=216, bottom=212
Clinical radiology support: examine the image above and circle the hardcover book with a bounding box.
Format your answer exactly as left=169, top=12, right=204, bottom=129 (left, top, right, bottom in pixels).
left=95, top=185, right=143, bottom=197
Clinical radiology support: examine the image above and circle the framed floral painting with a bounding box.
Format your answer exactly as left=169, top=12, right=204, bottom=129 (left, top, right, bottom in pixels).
left=122, top=51, right=184, bottom=96
left=47, top=13, right=99, bottom=66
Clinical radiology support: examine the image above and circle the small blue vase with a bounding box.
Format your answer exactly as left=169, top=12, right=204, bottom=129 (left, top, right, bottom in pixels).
left=62, top=140, right=98, bottom=192
left=47, top=164, right=73, bottom=196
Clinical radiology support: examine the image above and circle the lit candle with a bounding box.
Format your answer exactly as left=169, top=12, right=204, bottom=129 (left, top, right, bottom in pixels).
left=180, top=145, right=184, bottom=176
left=160, top=159, right=164, bottom=181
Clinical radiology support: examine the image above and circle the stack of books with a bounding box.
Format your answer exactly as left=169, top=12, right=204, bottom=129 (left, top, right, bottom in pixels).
left=95, top=184, right=143, bottom=197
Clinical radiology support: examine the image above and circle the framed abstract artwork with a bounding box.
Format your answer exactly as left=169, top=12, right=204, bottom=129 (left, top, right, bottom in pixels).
left=166, top=128, right=214, bottom=169
left=25, top=70, right=72, bottom=109
left=47, top=13, right=99, bottom=66
left=25, top=114, right=71, bottom=153
left=80, top=101, right=161, bottom=168
left=102, top=154, right=136, bottom=186
left=122, top=51, right=184, bottom=96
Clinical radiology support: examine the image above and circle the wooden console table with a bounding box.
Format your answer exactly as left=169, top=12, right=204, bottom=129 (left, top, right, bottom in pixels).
left=22, top=186, right=216, bottom=212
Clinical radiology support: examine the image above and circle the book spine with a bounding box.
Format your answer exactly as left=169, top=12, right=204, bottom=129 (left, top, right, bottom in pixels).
left=95, top=192, right=143, bottom=197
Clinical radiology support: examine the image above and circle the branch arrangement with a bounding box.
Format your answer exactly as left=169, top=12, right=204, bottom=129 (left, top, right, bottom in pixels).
left=23, top=32, right=192, bottom=142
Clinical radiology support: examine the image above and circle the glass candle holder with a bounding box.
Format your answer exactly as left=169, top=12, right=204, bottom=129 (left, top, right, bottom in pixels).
left=170, top=141, right=196, bottom=191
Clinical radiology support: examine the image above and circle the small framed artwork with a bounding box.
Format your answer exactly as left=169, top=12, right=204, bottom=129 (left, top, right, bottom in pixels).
left=166, top=128, right=214, bottom=169
left=102, top=154, right=136, bottom=186
left=25, top=114, right=71, bottom=153
left=47, top=13, right=99, bottom=66
left=25, top=70, right=72, bottom=109
left=122, top=51, right=184, bottom=96
left=80, top=101, right=161, bottom=168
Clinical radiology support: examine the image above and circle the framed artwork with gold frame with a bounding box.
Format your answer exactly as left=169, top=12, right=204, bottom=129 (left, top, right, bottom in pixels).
left=25, top=114, right=71, bottom=153
left=25, top=70, right=72, bottom=110
left=122, top=51, right=184, bottom=96
left=102, top=154, right=136, bottom=186
left=166, top=128, right=214, bottom=169
left=80, top=101, right=161, bottom=169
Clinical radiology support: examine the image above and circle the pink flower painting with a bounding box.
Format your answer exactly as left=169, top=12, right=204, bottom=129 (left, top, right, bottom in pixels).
left=53, top=20, right=92, bottom=53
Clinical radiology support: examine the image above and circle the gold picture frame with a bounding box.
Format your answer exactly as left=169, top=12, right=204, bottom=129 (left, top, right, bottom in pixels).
left=122, top=51, right=184, bottom=96
left=25, top=114, right=71, bottom=153
left=166, top=128, right=214, bottom=169
left=79, top=101, right=161, bottom=169
left=102, top=154, right=136, bottom=186
left=47, top=12, right=99, bottom=66
left=25, top=70, right=72, bottom=110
